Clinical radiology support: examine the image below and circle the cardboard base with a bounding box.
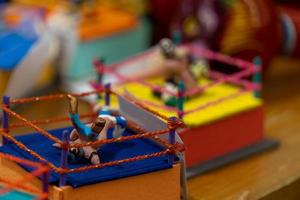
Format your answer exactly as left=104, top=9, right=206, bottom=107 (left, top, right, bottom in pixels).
left=50, top=163, right=181, bottom=200
left=0, top=158, right=181, bottom=200
left=180, top=105, right=272, bottom=168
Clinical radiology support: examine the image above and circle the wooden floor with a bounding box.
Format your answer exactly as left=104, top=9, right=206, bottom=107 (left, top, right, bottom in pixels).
left=2, top=56, right=300, bottom=200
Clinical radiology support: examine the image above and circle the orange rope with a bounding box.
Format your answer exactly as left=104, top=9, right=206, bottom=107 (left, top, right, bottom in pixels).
left=0, top=152, right=42, bottom=168
left=9, top=113, right=97, bottom=129
left=13, top=167, right=48, bottom=187
left=9, top=90, right=103, bottom=105
left=68, top=129, right=170, bottom=148
left=1, top=91, right=184, bottom=179
left=2, top=106, right=63, bottom=145
left=1, top=130, right=60, bottom=173
left=0, top=177, right=44, bottom=197
left=63, top=148, right=173, bottom=174
left=0, top=129, right=184, bottom=175
left=126, top=121, right=176, bottom=149
left=0, top=152, right=49, bottom=199
left=7, top=111, right=183, bottom=150
left=4, top=110, right=179, bottom=150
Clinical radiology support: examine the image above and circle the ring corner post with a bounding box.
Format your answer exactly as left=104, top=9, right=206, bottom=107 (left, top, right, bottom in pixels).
left=105, top=83, right=111, bottom=107
left=252, top=56, right=262, bottom=98
left=177, top=81, right=185, bottom=119
left=94, top=58, right=105, bottom=99
left=41, top=161, right=49, bottom=200
left=168, top=117, right=177, bottom=166
left=59, top=130, right=69, bottom=187
left=2, top=96, right=10, bottom=146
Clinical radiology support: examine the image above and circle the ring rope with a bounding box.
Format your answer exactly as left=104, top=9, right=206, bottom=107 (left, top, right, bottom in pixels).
left=1, top=130, right=60, bottom=172
left=1, top=91, right=184, bottom=181
left=0, top=152, right=49, bottom=198
left=0, top=152, right=44, bottom=168
left=9, top=90, right=104, bottom=105
left=0, top=177, right=45, bottom=198
left=188, top=45, right=258, bottom=70
left=9, top=113, right=97, bottom=129
left=2, top=106, right=63, bottom=145
left=1, top=129, right=183, bottom=175
left=184, top=89, right=249, bottom=115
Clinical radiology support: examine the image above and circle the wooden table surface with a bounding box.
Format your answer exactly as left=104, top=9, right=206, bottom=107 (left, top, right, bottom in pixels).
left=4, top=56, right=300, bottom=200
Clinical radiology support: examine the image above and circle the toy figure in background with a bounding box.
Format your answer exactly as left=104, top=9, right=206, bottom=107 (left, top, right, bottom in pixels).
left=277, top=3, right=300, bottom=58
left=151, top=0, right=291, bottom=72
left=130, top=38, right=209, bottom=106
left=69, top=0, right=98, bottom=18
left=54, top=95, right=127, bottom=164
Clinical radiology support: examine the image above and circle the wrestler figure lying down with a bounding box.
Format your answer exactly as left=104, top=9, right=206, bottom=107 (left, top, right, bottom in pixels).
left=54, top=95, right=127, bottom=164
left=123, top=38, right=209, bottom=106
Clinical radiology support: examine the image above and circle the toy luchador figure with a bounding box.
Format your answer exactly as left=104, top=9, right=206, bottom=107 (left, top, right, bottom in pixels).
left=54, top=95, right=127, bottom=164
left=130, top=38, right=209, bottom=106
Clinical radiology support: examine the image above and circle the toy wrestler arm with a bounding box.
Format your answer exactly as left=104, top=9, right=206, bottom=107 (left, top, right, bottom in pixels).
left=67, top=95, right=91, bottom=140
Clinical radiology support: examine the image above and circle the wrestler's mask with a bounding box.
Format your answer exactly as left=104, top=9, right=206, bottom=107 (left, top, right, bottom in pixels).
left=91, top=117, right=106, bottom=134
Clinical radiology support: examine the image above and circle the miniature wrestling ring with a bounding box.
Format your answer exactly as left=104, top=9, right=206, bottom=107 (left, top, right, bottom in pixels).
left=92, top=43, right=279, bottom=177
left=0, top=88, right=186, bottom=200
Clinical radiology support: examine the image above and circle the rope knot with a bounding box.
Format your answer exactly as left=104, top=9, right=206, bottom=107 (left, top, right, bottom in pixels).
left=167, top=117, right=186, bottom=130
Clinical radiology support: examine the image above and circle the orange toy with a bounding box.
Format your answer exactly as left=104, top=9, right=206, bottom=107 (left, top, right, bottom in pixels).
left=78, top=5, right=138, bottom=41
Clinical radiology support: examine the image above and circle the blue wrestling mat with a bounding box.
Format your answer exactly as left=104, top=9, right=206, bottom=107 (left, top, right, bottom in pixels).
left=0, top=127, right=172, bottom=188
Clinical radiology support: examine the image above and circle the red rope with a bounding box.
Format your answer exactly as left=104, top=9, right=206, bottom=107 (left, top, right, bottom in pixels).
left=104, top=44, right=257, bottom=71
left=188, top=44, right=257, bottom=70
left=95, top=60, right=258, bottom=99
left=185, top=68, right=257, bottom=97
left=94, top=65, right=177, bottom=96
left=209, top=70, right=261, bottom=91
left=184, top=89, right=249, bottom=115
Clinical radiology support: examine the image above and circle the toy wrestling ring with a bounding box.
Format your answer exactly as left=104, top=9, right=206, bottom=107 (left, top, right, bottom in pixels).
left=92, top=43, right=262, bottom=123
left=0, top=89, right=185, bottom=189
left=91, top=43, right=279, bottom=177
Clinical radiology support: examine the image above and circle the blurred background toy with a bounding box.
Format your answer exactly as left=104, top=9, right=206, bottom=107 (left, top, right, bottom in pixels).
left=150, top=0, right=300, bottom=73
left=277, top=2, right=300, bottom=57
left=92, top=41, right=278, bottom=176
left=9, top=0, right=151, bottom=94
left=3, top=0, right=300, bottom=99
left=0, top=4, right=56, bottom=99
left=151, top=0, right=281, bottom=71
